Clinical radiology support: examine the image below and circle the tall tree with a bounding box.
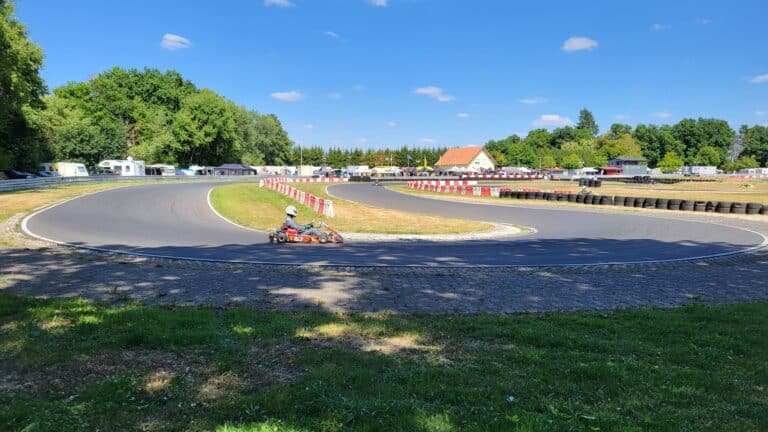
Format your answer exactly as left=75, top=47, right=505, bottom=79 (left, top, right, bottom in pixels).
left=0, top=0, right=48, bottom=169
left=740, top=125, right=768, bottom=166
left=576, top=108, right=599, bottom=136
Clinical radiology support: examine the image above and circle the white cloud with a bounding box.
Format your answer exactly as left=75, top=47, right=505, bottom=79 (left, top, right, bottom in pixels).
left=270, top=90, right=304, bottom=102
left=327, top=92, right=343, bottom=100
left=352, top=84, right=366, bottom=92
left=750, top=74, right=768, bottom=84
left=562, top=36, right=598, bottom=52
left=369, top=0, right=388, bottom=6
left=650, top=23, right=671, bottom=31
left=160, top=34, right=191, bottom=51
left=264, top=0, right=294, bottom=7
left=614, top=114, right=631, bottom=120
left=358, top=137, right=368, bottom=145
left=323, top=31, right=341, bottom=40
left=457, top=113, right=470, bottom=118
left=419, top=138, right=437, bottom=145
left=756, top=111, right=768, bottom=116
left=386, top=121, right=397, bottom=127
left=696, top=17, right=712, bottom=25
left=518, top=97, right=548, bottom=105
left=303, top=124, right=314, bottom=130
left=533, top=114, right=573, bottom=127
left=651, top=111, right=673, bottom=119
left=414, top=86, right=455, bottom=102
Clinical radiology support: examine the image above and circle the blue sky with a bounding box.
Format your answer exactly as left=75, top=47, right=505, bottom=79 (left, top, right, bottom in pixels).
left=16, top=0, right=768, bottom=149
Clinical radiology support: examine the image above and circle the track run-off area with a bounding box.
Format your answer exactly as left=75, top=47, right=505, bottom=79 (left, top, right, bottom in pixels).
left=22, top=182, right=768, bottom=267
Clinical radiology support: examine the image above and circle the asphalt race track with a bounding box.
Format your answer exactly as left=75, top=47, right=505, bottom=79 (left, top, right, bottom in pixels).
left=23, top=182, right=766, bottom=267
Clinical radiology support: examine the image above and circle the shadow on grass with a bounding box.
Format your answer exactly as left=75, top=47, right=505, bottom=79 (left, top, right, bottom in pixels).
left=0, top=293, right=767, bottom=431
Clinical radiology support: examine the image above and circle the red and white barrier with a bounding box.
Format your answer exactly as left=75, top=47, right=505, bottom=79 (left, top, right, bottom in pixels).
left=407, top=181, right=501, bottom=197
left=260, top=178, right=335, bottom=217
left=461, top=173, right=544, bottom=180
left=266, top=176, right=349, bottom=183
left=730, top=175, right=768, bottom=179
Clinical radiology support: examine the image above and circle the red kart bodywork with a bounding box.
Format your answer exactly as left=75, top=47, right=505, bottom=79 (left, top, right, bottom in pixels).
left=268, top=224, right=344, bottom=244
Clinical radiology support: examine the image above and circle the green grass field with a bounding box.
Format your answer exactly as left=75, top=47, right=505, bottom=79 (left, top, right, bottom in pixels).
left=1, top=294, right=765, bottom=431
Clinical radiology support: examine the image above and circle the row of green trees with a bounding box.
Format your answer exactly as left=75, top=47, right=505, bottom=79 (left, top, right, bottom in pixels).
left=1, top=2, right=294, bottom=170
left=484, top=109, right=768, bottom=172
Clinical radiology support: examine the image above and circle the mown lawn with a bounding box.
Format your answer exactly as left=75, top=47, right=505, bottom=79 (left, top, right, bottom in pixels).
left=210, top=183, right=491, bottom=234
left=0, top=294, right=765, bottom=431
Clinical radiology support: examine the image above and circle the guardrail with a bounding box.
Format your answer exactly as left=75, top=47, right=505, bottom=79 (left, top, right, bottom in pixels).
left=0, top=175, right=261, bottom=193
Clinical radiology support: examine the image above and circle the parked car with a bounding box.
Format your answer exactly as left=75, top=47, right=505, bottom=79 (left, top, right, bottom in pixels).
left=89, top=167, right=116, bottom=176
left=35, top=171, right=61, bottom=177
left=1, top=169, right=35, bottom=179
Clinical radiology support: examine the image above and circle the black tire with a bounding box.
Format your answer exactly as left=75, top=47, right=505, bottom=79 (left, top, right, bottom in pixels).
left=655, top=198, right=668, bottom=209
left=624, top=197, right=636, bottom=207
left=731, top=202, right=746, bottom=214
left=567, top=194, right=577, bottom=202
left=595, top=180, right=602, bottom=188
left=525, top=192, right=535, bottom=199
left=716, top=202, right=732, bottom=214
left=668, top=199, right=682, bottom=210
left=761, top=206, right=767, bottom=215
left=556, top=193, right=567, bottom=202
left=589, top=195, right=601, bottom=205
left=535, top=192, right=544, bottom=200
left=576, top=194, right=585, bottom=203
left=693, top=201, right=707, bottom=212
left=643, top=198, right=656, bottom=208
left=547, top=193, right=556, bottom=201
left=680, top=200, right=694, bottom=211
left=276, top=232, right=288, bottom=243
left=634, top=198, right=645, bottom=208
left=613, top=196, right=625, bottom=206
left=746, top=203, right=763, bottom=215
left=706, top=201, right=717, bottom=212
left=600, top=196, right=613, bottom=205
left=318, top=233, right=329, bottom=244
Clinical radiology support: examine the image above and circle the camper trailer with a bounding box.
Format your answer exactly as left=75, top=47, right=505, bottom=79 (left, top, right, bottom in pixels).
left=146, top=164, right=176, bottom=176
left=98, top=157, right=146, bottom=176
left=40, top=162, right=89, bottom=177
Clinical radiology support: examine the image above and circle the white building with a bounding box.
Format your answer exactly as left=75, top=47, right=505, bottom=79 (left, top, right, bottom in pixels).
left=681, top=165, right=718, bottom=176
left=99, top=157, right=146, bottom=176
left=435, top=146, right=496, bottom=172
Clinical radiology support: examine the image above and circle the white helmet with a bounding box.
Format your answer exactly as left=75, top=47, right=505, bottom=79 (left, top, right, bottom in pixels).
left=285, top=205, right=298, bottom=217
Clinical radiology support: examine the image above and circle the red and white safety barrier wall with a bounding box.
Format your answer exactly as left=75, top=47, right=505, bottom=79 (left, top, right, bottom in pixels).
left=729, top=175, right=768, bottom=179
left=260, top=178, right=335, bottom=217
left=266, top=176, right=349, bottom=183
left=407, top=181, right=501, bottom=197
left=461, top=174, right=544, bottom=180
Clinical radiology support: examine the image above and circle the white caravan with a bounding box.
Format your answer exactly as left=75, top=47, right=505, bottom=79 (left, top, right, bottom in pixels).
left=98, top=157, right=146, bottom=176
left=40, top=162, right=89, bottom=177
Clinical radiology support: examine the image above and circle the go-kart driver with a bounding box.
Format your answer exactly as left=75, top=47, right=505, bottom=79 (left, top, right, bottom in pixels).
left=284, top=205, right=321, bottom=237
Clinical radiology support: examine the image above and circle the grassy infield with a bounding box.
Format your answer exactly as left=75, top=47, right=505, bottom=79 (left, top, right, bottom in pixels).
left=1, top=182, right=767, bottom=430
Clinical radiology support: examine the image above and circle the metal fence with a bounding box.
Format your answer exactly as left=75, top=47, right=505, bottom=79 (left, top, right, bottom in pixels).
left=0, top=175, right=261, bottom=193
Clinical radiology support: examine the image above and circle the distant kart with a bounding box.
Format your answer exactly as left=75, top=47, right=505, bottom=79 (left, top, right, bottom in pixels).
left=268, top=221, right=344, bottom=244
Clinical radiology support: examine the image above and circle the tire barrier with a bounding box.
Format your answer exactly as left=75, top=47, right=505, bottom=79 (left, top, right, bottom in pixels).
left=716, top=202, right=732, bottom=214
left=472, top=185, right=766, bottom=215
left=643, top=198, right=656, bottom=208
left=747, top=203, right=763, bottom=215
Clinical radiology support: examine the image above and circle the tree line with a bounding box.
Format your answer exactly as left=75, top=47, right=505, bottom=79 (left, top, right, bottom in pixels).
left=1, top=1, right=293, bottom=170
left=485, top=109, right=768, bottom=172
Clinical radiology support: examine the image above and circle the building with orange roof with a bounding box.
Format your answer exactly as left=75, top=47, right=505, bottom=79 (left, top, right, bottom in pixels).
left=434, top=146, right=496, bottom=172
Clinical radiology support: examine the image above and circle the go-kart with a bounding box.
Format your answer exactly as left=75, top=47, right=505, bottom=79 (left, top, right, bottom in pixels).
left=268, top=221, right=344, bottom=244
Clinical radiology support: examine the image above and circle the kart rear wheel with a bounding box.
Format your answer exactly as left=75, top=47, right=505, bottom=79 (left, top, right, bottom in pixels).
left=276, top=232, right=288, bottom=243
left=318, top=233, right=329, bottom=244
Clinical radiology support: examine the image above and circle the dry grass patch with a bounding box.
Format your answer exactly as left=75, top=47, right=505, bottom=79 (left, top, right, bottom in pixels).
left=144, top=369, right=176, bottom=394
left=196, top=372, right=243, bottom=404
left=37, top=316, right=74, bottom=331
